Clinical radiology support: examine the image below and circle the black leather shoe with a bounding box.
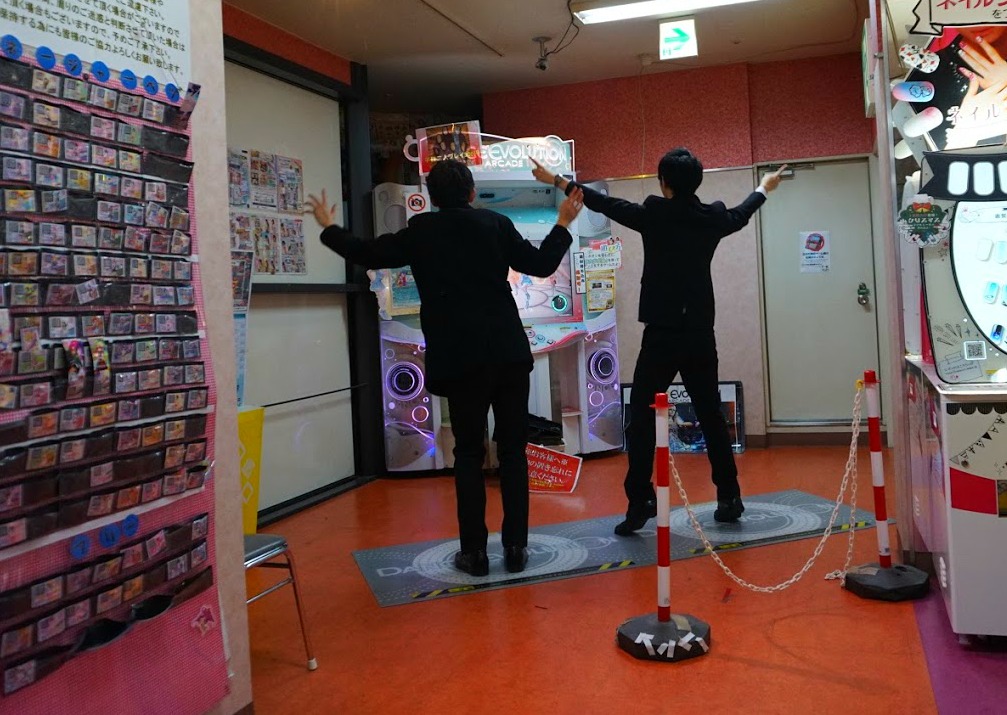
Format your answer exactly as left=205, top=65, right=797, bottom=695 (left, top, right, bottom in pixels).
left=614, top=500, right=658, bottom=536
left=714, top=497, right=745, bottom=523
left=453, top=549, right=489, bottom=577
left=504, top=546, right=528, bottom=573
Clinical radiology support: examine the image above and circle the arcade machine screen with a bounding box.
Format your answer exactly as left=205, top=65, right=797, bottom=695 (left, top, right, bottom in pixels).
left=494, top=206, right=575, bottom=321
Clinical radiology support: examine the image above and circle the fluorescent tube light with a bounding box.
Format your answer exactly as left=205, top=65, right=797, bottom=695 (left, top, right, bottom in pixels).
left=573, top=0, right=761, bottom=24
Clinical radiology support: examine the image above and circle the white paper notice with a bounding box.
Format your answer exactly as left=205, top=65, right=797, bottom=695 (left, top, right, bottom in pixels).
left=0, top=0, right=191, bottom=94
left=800, top=231, right=831, bottom=273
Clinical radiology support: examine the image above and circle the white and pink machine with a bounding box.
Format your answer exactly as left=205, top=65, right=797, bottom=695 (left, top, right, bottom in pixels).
left=900, top=150, right=1007, bottom=638
left=371, top=129, right=623, bottom=472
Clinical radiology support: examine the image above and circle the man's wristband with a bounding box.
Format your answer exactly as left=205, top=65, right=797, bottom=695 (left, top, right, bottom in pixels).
left=553, top=175, right=564, bottom=188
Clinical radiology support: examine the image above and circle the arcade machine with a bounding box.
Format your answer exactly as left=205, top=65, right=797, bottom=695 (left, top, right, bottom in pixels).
left=370, top=126, right=623, bottom=472
left=890, top=21, right=1007, bottom=638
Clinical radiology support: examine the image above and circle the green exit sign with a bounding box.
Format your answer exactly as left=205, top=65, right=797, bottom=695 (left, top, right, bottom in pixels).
left=660, top=19, right=698, bottom=60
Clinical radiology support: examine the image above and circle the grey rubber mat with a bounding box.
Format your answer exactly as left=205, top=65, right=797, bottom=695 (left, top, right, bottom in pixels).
left=352, top=490, right=875, bottom=607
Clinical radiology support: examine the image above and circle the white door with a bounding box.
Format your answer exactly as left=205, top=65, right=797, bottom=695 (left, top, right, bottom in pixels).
left=759, top=159, right=880, bottom=424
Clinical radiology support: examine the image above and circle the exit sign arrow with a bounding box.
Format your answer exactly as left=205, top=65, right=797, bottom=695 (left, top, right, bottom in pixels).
left=659, top=18, right=698, bottom=60
left=664, top=27, right=690, bottom=48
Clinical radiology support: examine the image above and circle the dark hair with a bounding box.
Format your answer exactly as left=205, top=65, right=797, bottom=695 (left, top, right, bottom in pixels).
left=427, top=160, right=474, bottom=208
left=658, top=148, right=703, bottom=197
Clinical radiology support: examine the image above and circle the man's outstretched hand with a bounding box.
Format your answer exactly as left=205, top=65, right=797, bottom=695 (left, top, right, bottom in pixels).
left=760, top=164, right=789, bottom=193
left=557, top=187, right=584, bottom=228
left=530, top=157, right=556, bottom=186
left=306, top=189, right=338, bottom=228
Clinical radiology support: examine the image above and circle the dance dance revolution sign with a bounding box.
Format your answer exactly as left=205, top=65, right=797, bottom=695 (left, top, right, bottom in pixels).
left=405, top=124, right=574, bottom=177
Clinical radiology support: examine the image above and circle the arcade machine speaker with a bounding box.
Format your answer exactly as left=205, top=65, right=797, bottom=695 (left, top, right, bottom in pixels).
left=584, top=325, right=622, bottom=452
left=380, top=332, right=442, bottom=471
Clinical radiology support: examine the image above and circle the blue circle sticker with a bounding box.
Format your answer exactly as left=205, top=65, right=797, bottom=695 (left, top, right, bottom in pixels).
left=99, top=523, right=121, bottom=548
left=120, top=68, right=137, bottom=90
left=63, top=53, right=82, bottom=76
left=1, top=35, right=23, bottom=60
left=70, top=534, right=91, bottom=560
left=121, top=514, right=140, bottom=537
left=35, top=46, right=55, bottom=70
left=91, top=60, right=110, bottom=83
left=165, top=83, right=180, bottom=103
left=142, top=75, right=159, bottom=96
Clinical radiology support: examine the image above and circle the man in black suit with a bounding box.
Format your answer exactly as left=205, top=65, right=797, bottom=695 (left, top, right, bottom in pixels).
left=532, top=151, right=786, bottom=535
left=307, top=160, right=584, bottom=574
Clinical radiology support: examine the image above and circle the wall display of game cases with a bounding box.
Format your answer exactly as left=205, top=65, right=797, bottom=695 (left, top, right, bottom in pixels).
left=371, top=123, right=623, bottom=472
left=0, top=34, right=228, bottom=713
left=890, top=13, right=1007, bottom=638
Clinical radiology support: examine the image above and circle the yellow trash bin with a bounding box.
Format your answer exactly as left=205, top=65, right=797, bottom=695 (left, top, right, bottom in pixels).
left=238, top=406, right=265, bottom=534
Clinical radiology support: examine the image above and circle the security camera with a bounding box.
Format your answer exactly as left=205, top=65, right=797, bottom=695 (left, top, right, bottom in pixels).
left=533, top=36, right=551, bottom=72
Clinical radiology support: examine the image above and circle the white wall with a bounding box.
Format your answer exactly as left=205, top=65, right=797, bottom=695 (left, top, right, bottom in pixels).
left=244, top=293, right=354, bottom=509
left=608, top=168, right=767, bottom=437
left=224, top=62, right=356, bottom=509
left=190, top=3, right=252, bottom=713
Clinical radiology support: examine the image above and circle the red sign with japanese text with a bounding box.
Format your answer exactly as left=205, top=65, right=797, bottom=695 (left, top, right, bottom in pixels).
left=526, top=444, right=583, bottom=493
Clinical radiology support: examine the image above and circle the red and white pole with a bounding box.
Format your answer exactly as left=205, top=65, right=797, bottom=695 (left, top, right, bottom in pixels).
left=864, top=370, right=892, bottom=569
left=654, top=392, right=671, bottom=622
left=616, top=391, right=713, bottom=660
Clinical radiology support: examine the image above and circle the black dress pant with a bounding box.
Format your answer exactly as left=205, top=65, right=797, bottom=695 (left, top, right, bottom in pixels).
left=624, top=326, right=739, bottom=505
left=444, top=363, right=530, bottom=553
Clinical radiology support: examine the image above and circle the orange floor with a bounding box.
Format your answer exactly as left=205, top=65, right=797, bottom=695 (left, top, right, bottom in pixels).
left=246, top=447, right=937, bottom=714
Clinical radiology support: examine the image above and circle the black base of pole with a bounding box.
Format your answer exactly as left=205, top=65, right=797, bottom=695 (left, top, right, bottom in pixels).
left=616, top=612, right=711, bottom=662
left=844, top=563, right=930, bottom=602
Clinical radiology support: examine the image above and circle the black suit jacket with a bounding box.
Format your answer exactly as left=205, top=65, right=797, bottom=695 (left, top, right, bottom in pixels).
left=321, top=206, right=572, bottom=394
left=570, top=183, right=765, bottom=332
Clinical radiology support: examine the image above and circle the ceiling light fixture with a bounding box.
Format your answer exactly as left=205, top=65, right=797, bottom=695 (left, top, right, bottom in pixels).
left=571, top=0, right=762, bottom=24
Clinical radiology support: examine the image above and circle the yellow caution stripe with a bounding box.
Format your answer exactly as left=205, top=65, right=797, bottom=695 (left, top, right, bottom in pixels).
left=688, top=522, right=874, bottom=554
left=410, top=585, right=477, bottom=600
left=597, top=560, right=635, bottom=571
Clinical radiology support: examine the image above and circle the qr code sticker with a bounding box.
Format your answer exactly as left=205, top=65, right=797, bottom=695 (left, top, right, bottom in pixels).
left=964, top=342, right=987, bottom=361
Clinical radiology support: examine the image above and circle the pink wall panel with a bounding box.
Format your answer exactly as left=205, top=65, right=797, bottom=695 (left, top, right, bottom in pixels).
left=747, top=54, right=873, bottom=163
left=484, top=53, right=873, bottom=177
left=484, top=65, right=752, bottom=180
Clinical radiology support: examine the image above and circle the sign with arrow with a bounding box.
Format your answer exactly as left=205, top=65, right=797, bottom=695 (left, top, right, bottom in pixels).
left=659, top=19, right=698, bottom=60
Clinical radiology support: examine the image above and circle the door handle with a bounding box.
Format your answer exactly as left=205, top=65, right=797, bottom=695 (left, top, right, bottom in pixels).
left=857, top=282, right=871, bottom=307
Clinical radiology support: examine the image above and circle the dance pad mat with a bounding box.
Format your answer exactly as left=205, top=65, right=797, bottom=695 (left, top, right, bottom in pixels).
left=353, top=490, right=875, bottom=607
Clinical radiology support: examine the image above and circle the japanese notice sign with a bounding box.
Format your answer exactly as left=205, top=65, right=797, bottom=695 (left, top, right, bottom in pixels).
left=912, top=0, right=1007, bottom=36
left=0, top=0, right=191, bottom=95
left=799, top=231, right=831, bottom=273
left=584, top=237, right=623, bottom=270
left=526, top=444, right=582, bottom=493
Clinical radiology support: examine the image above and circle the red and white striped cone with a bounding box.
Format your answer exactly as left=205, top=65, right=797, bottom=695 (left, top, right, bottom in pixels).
left=845, top=371, right=930, bottom=602
left=617, top=393, right=711, bottom=662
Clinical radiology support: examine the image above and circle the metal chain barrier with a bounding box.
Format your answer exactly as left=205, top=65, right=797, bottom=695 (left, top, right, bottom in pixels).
left=668, top=385, right=865, bottom=593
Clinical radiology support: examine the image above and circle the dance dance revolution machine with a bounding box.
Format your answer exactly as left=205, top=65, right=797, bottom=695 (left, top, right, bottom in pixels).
left=371, top=126, right=623, bottom=472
